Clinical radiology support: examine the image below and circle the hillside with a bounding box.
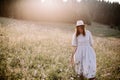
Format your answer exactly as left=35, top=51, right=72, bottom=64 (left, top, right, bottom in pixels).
left=0, top=17, right=120, bottom=80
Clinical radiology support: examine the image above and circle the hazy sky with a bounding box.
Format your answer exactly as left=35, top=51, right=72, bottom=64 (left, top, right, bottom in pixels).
left=105, top=0, right=120, bottom=3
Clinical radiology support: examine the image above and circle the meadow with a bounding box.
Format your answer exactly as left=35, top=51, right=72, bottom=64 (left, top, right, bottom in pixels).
left=0, top=17, right=120, bottom=80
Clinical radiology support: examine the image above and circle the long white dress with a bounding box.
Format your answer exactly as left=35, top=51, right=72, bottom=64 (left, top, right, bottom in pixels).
left=71, top=30, right=96, bottom=78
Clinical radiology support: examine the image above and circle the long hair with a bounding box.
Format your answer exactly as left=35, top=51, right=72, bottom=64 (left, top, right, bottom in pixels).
left=75, top=25, right=86, bottom=37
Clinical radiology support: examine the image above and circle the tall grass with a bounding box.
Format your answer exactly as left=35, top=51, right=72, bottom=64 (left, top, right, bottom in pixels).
left=0, top=17, right=120, bottom=80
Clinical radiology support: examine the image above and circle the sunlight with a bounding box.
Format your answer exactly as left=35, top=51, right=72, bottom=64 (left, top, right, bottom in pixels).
left=77, top=0, right=81, bottom=2
left=41, top=0, right=45, bottom=3
left=63, top=0, right=68, bottom=3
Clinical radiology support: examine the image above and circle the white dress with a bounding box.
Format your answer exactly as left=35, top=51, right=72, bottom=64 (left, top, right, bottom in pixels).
left=71, top=30, right=96, bottom=78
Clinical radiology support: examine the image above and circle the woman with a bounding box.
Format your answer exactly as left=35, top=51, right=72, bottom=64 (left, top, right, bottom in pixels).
left=71, top=20, right=96, bottom=80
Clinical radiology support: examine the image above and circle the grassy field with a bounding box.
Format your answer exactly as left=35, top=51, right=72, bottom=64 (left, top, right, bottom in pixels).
left=0, top=17, right=120, bottom=80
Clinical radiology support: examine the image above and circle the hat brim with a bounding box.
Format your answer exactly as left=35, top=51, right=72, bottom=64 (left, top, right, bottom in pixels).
left=76, top=25, right=85, bottom=27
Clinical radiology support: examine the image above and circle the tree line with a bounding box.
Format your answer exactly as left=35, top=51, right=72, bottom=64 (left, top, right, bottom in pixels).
left=0, top=0, right=120, bottom=30
left=86, top=0, right=120, bottom=30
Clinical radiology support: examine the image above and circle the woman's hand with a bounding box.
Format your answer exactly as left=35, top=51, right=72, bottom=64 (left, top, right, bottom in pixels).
left=70, top=47, right=77, bottom=66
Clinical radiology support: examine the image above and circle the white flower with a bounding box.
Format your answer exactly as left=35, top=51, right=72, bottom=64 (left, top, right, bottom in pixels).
left=34, top=70, right=37, bottom=76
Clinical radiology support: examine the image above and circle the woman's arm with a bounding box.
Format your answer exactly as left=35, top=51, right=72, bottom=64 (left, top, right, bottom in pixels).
left=71, top=46, right=77, bottom=66
left=71, top=47, right=77, bottom=58
left=71, top=32, right=77, bottom=65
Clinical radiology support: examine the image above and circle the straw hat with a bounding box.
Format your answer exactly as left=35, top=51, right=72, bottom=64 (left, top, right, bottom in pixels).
left=76, top=20, right=85, bottom=26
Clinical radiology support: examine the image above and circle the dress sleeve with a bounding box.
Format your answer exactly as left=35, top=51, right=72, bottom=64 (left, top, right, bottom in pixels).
left=89, top=31, right=94, bottom=46
left=72, top=32, right=77, bottom=46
